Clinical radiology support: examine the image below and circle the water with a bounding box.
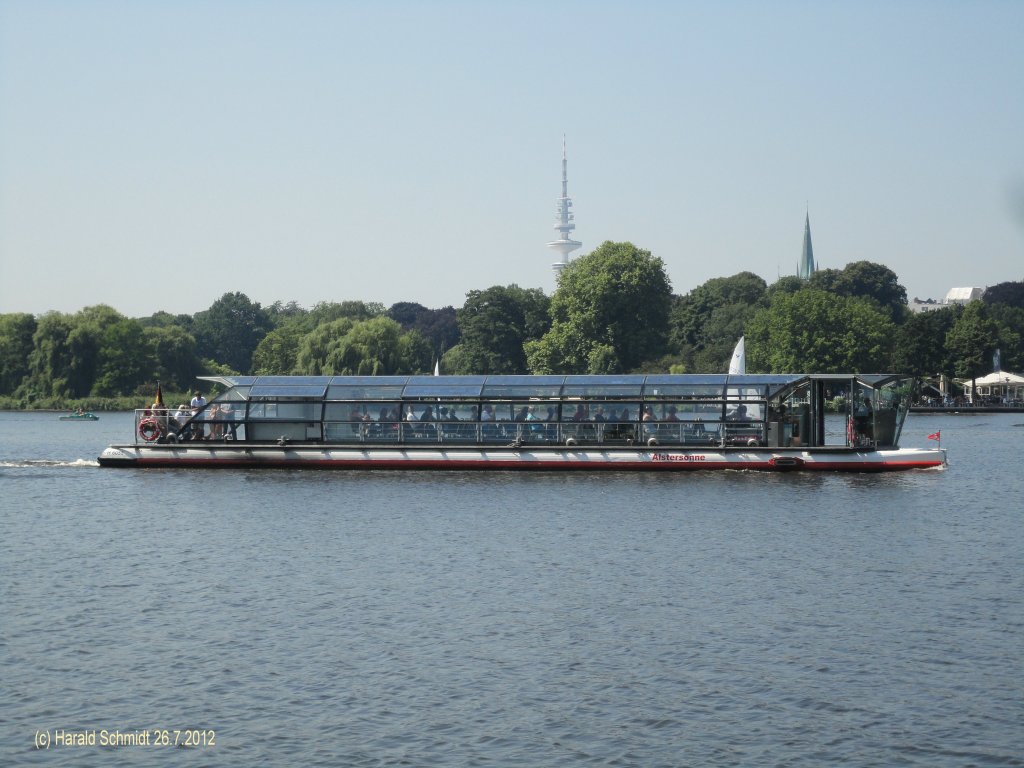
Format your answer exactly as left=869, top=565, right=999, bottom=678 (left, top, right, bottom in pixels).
left=2, top=412, right=1022, bottom=766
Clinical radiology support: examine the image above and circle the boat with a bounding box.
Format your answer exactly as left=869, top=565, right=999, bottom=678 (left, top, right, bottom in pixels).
left=60, top=411, right=99, bottom=421
left=97, top=373, right=946, bottom=472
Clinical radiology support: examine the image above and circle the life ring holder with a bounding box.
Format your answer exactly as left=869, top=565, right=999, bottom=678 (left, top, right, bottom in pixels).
left=138, top=418, right=162, bottom=442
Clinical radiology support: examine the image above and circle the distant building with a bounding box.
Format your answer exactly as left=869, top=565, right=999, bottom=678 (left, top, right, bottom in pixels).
left=547, top=137, right=582, bottom=279
left=909, top=286, right=985, bottom=313
left=797, top=212, right=816, bottom=279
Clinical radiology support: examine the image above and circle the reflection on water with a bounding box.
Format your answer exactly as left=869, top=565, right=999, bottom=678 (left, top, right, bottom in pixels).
left=1, top=412, right=1022, bottom=766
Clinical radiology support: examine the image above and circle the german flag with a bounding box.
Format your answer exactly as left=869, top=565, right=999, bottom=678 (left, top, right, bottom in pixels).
left=155, top=381, right=164, bottom=407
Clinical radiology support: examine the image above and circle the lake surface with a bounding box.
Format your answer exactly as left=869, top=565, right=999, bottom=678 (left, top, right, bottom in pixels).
left=2, top=411, right=1022, bottom=766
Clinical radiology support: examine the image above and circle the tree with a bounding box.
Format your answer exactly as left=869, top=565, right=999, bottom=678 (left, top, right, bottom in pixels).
left=0, top=313, right=37, bottom=395
left=251, top=322, right=309, bottom=375
left=146, top=325, right=203, bottom=389
left=525, top=241, right=672, bottom=374
left=294, top=318, right=357, bottom=374
left=986, top=303, right=1024, bottom=371
left=890, top=307, right=960, bottom=378
left=746, top=289, right=895, bottom=372
left=833, top=261, right=908, bottom=321
left=452, top=285, right=550, bottom=374
left=22, top=312, right=75, bottom=399
left=670, top=272, right=767, bottom=349
left=309, top=301, right=385, bottom=325
left=983, top=281, right=1024, bottom=309
left=945, top=301, right=1002, bottom=385
left=387, top=302, right=460, bottom=355
left=324, top=316, right=431, bottom=375
left=668, top=272, right=767, bottom=371
left=192, top=292, right=273, bottom=374
left=293, top=316, right=430, bottom=375
left=810, top=261, right=908, bottom=321
left=767, top=275, right=805, bottom=298
left=92, top=318, right=154, bottom=396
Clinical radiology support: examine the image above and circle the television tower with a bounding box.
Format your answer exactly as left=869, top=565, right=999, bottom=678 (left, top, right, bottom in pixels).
left=547, top=136, right=582, bottom=278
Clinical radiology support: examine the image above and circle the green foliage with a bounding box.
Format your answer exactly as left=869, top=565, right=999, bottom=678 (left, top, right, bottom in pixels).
left=945, top=301, right=1002, bottom=381
left=22, top=312, right=76, bottom=399
left=251, top=322, right=309, bottom=375
left=91, top=317, right=153, bottom=396
left=986, top=303, right=1024, bottom=371
left=810, top=261, right=908, bottom=321
left=325, top=317, right=431, bottom=375
left=669, top=272, right=767, bottom=371
left=3, top=248, right=1020, bottom=409
left=452, top=285, right=550, bottom=374
left=983, top=281, right=1024, bottom=309
left=310, top=300, right=385, bottom=325
left=192, top=292, right=273, bottom=374
left=146, top=325, right=202, bottom=389
left=387, top=302, right=460, bottom=355
left=294, top=318, right=357, bottom=374
left=0, top=313, right=37, bottom=394
left=746, top=289, right=895, bottom=372
left=293, top=317, right=429, bottom=375
left=889, top=307, right=960, bottom=377
left=526, top=241, right=672, bottom=374
left=767, top=275, right=805, bottom=298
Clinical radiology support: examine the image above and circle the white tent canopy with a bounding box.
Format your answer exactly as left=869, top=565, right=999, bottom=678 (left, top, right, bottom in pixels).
left=957, top=370, right=1024, bottom=403
left=959, top=371, right=1024, bottom=386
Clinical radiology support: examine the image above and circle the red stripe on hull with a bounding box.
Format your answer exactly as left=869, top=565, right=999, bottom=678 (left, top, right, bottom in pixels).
left=113, top=455, right=945, bottom=472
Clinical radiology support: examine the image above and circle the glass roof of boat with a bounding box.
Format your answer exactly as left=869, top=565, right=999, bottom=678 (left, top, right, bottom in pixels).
left=198, top=373, right=909, bottom=400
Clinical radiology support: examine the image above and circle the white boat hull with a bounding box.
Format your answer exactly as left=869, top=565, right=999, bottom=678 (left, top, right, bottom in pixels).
left=99, top=444, right=946, bottom=472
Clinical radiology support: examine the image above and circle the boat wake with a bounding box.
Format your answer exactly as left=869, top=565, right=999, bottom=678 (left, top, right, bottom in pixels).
left=0, top=459, right=99, bottom=469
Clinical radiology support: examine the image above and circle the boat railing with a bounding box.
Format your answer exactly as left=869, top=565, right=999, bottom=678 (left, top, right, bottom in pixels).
left=131, top=410, right=775, bottom=448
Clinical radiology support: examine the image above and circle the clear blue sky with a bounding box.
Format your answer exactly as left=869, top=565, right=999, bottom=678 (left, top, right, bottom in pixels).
left=2, top=0, right=1022, bottom=318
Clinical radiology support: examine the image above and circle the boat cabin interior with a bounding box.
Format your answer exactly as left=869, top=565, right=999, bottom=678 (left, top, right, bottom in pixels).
left=138, top=374, right=913, bottom=450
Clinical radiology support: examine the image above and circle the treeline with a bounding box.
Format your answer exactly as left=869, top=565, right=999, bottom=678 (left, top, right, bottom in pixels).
left=1, top=241, right=1022, bottom=408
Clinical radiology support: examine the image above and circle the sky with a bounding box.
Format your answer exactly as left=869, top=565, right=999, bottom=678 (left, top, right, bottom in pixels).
left=1, top=0, right=1022, bottom=319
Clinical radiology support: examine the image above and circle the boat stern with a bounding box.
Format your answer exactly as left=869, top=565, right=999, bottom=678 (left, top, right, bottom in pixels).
left=98, top=446, right=140, bottom=467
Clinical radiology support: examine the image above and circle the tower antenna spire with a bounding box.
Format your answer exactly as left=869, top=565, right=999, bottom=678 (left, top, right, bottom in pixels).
left=547, top=136, right=582, bottom=279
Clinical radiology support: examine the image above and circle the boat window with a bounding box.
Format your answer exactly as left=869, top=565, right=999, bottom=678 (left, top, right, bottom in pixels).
left=248, top=402, right=319, bottom=420
left=561, top=376, right=646, bottom=398
left=324, top=402, right=402, bottom=422
left=647, top=384, right=725, bottom=398
left=249, top=384, right=327, bottom=399
left=481, top=376, right=565, bottom=398
left=326, top=384, right=407, bottom=400
left=255, top=375, right=330, bottom=387
left=401, top=377, right=485, bottom=398
left=211, top=386, right=251, bottom=402
left=644, top=374, right=725, bottom=398
left=648, top=401, right=722, bottom=420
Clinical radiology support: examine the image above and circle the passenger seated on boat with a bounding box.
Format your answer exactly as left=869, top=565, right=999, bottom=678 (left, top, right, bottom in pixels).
left=727, top=404, right=748, bottom=421
left=172, top=404, right=191, bottom=437
left=642, top=407, right=655, bottom=436
left=854, top=397, right=873, bottom=440
left=664, top=405, right=679, bottom=422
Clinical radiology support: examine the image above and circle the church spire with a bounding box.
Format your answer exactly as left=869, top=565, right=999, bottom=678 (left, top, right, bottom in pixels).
left=798, top=210, right=816, bottom=279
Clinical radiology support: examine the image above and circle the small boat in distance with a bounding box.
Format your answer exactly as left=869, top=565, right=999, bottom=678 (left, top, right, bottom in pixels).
left=60, top=410, right=99, bottom=421
left=98, top=373, right=946, bottom=472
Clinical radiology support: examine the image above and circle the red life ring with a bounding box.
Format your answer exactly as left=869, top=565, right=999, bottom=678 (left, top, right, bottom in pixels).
left=138, top=418, right=162, bottom=442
